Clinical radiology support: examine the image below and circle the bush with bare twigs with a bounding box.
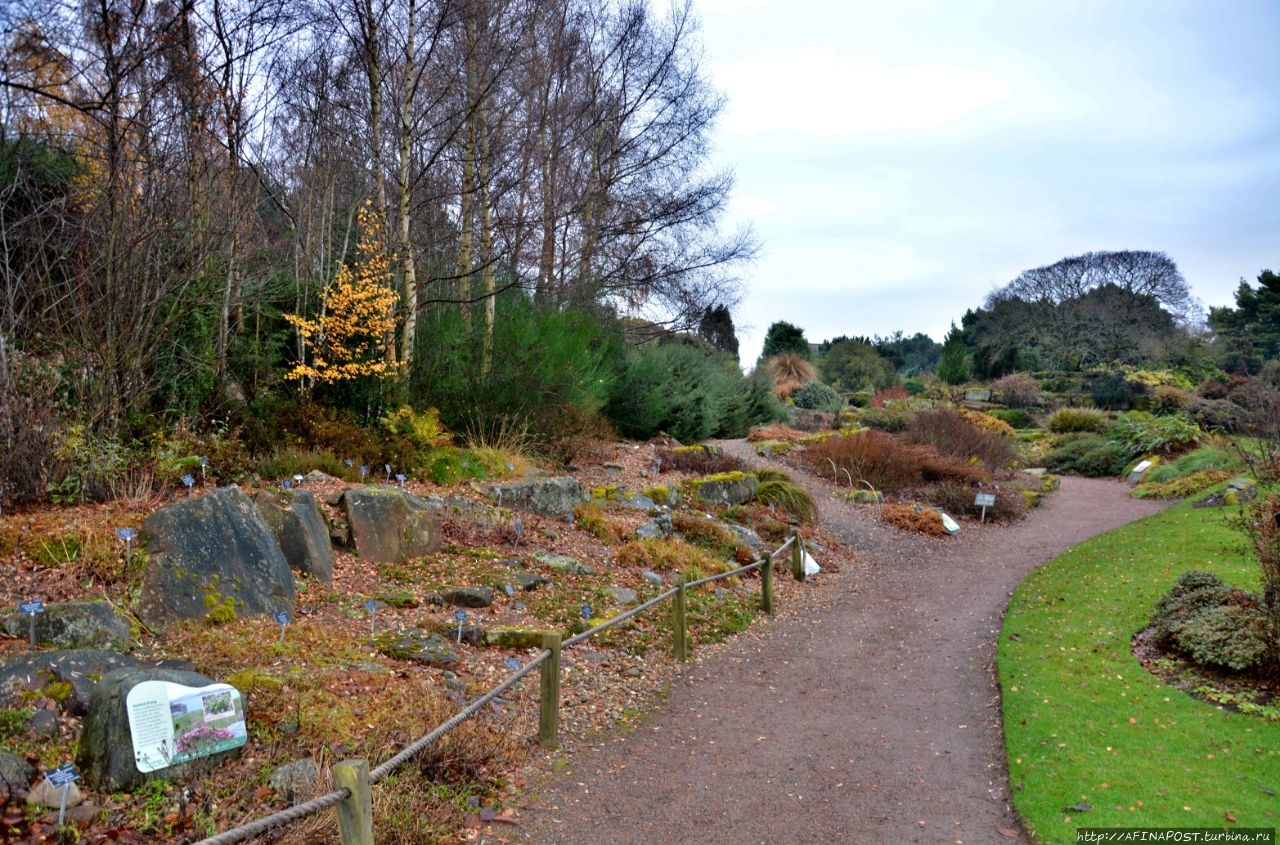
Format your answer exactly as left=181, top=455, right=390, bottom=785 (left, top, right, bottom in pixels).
left=803, top=430, right=987, bottom=493
left=904, top=409, right=1019, bottom=471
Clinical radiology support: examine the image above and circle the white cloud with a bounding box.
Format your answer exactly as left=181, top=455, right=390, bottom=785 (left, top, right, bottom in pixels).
left=713, top=48, right=1012, bottom=138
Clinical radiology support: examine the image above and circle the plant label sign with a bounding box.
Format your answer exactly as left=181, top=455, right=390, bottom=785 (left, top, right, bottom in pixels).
left=19, top=599, right=44, bottom=615
left=46, top=763, right=79, bottom=787
left=974, top=493, right=996, bottom=507
left=126, top=681, right=246, bottom=773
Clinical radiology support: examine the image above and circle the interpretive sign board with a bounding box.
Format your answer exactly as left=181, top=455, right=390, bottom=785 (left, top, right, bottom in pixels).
left=126, top=681, right=247, bottom=773
left=974, top=493, right=996, bottom=507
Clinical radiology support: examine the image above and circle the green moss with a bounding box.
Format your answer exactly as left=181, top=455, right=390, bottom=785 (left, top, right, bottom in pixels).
left=225, top=668, right=281, bottom=693
left=643, top=485, right=673, bottom=506
left=1022, top=490, right=1043, bottom=508
left=688, top=471, right=750, bottom=490
left=376, top=589, right=420, bottom=609
left=204, top=593, right=238, bottom=625
left=45, top=681, right=73, bottom=702
left=590, top=485, right=624, bottom=501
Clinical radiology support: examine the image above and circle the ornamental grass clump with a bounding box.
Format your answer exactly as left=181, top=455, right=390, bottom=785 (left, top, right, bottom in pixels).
left=750, top=468, right=817, bottom=523
left=1045, top=407, right=1109, bottom=434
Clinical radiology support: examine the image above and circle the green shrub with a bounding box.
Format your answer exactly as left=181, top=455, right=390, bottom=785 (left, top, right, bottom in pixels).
left=1108, top=411, right=1201, bottom=456
left=1149, top=570, right=1229, bottom=645
left=791, top=380, right=844, bottom=413
left=901, top=377, right=926, bottom=396
left=423, top=447, right=490, bottom=485
left=1173, top=600, right=1273, bottom=673
left=1132, top=470, right=1232, bottom=499
left=606, top=340, right=783, bottom=442
left=1150, top=386, right=1191, bottom=415
left=1045, top=407, right=1108, bottom=434
left=1187, top=397, right=1252, bottom=434
left=408, top=295, right=619, bottom=449
left=856, top=404, right=917, bottom=434
left=1091, top=373, right=1134, bottom=410
left=1043, top=433, right=1129, bottom=477
left=988, top=408, right=1035, bottom=429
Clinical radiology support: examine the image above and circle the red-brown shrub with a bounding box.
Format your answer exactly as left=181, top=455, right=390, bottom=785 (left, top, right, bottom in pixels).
left=903, top=409, right=1017, bottom=471
left=869, top=385, right=910, bottom=408
left=804, top=430, right=988, bottom=493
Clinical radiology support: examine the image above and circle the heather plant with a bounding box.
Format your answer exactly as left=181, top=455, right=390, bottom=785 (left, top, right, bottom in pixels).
left=904, top=409, right=1018, bottom=470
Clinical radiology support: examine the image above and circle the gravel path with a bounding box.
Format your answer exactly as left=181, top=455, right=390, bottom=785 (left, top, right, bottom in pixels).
left=514, top=444, right=1171, bottom=844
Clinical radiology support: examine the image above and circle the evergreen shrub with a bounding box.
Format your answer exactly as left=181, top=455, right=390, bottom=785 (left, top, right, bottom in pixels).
left=791, top=380, right=844, bottom=413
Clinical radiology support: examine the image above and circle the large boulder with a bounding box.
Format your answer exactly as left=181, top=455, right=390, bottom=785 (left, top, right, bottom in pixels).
left=0, top=650, right=193, bottom=717
left=136, top=486, right=294, bottom=629
left=254, top=489, right=335, bottom=582
left=76, top=667, right=239, bottom=792
left=479, top=477, right=586, bottom=516
left=689, top=473, right=759, bottom=506
left=2, top=600, right=132, bottom=652
left=342, top=486, right=443, bottom=564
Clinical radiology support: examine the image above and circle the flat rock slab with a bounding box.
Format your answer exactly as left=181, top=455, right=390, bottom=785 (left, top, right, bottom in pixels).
left=442, top=587, right=494, bottom=608
left=0, top=649, right=193, bottom=716
left=254, top=489, right=334, bottom=582
left=2, top=600, right=132, bottom=652
left=373, top=630, right=458, bottom=667
left=479, top=478, right=586, bottom=516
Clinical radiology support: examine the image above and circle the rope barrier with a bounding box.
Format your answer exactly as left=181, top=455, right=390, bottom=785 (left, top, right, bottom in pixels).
left=189, top=531, right=799, bottom=842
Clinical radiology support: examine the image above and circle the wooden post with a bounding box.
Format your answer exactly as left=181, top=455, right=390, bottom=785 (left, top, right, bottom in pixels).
left=538, top=631, right=561, bottom=748
left=760, top=556, right=775, bottom=615
left=672, top=574, right=689, bottom=661
left=333, top=759, right=374, bottom=845
left=790, top=529, right=805, bottom=583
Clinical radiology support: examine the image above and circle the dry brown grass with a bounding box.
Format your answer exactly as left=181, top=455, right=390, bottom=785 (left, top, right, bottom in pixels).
left=764, top=353, right=816, bottom=399
left=904, top=409, right=1018, bottom=471
left=746, top=423, right=810, bottom=443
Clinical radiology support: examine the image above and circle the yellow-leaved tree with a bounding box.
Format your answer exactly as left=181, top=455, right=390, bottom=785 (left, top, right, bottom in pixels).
left=285, top=203, right=399, bottom=388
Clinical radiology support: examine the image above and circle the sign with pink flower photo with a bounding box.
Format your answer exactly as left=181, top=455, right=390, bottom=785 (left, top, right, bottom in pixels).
left=125, top=681, right=247, bottom=773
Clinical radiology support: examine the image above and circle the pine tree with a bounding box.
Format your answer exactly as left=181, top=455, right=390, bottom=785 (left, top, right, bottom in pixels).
left=935, top=323, right=969, bottom=386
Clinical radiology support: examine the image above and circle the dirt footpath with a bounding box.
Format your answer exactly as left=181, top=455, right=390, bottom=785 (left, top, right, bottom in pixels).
left=513, top=452, right=1170, bottom=845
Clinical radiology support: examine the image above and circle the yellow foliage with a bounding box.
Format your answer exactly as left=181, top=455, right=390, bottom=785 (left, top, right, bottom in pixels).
left=957, top=408, right=1016, bottom=438
left=285, top=202, right=399, bottom=385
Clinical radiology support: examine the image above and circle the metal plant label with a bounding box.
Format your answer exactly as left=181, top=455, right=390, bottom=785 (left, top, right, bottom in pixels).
left=127, top=681, right=246, bottom=773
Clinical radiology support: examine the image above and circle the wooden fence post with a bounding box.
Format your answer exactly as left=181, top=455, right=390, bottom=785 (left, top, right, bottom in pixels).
left=539, top=631, right=561, bottom=748
left=790, top=529, right=805, bottom=583
left=672, top=574, right=689, bottom=661
left=333, top=759, right=374, bottom=845
left=760, top=556, right=774, bottom=615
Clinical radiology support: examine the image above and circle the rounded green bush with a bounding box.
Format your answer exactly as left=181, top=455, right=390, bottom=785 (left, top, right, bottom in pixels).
left=1045, top=407, right=1109, bottom=434
left=791, top=380, right=845, bottom=413
left=1173, top=602, right=1272, bottom=673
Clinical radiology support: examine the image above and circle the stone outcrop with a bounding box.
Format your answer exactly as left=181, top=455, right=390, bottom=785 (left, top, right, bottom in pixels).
left=77, top=667, right=238, bottom=792
left=137, top=486, right=295, bottom=629
left=342, top=486, right=442, bottom=563
left=2, top=601, right=132, bottom=652
left=479, top=477, right=586, bottom=516
left=254, top=489, right=335, bottom=582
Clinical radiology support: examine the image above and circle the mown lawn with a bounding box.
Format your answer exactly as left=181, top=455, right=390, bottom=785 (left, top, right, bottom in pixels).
left=998, top=492, right=1280, bottom=843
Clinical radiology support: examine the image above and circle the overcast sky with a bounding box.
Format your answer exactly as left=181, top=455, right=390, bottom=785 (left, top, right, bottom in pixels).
left=689, top=0, right=1280, bottom=364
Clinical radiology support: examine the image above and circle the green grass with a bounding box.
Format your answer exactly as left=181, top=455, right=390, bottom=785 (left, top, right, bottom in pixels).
left=998, top=491, right=1280, bottom=843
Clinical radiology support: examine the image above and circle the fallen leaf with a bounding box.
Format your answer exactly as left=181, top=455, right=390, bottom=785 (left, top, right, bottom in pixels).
left=998, top=827, right=1020, bottom=838
left=1225, top=811, right=1238, bottom=823
left=1063, top=802, right=1091, bottom=813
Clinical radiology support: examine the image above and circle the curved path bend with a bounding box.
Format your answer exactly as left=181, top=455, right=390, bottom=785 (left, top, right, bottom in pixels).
left=516, top=446, right=1170, bottom=845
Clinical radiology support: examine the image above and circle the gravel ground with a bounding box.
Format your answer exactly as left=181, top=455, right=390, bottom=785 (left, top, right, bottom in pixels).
left=506, top=441, right=1171, bottom=845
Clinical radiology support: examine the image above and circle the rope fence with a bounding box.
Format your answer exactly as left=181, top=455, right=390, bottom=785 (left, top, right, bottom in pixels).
left=191, top=528, right=809, bottom=845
